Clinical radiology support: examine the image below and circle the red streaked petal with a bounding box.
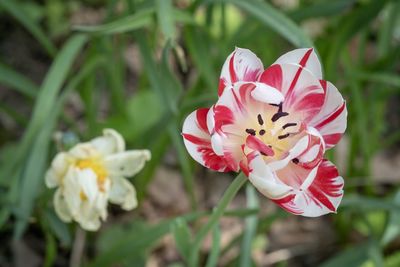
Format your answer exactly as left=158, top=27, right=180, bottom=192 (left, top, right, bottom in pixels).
left=276, top=64, right=325, bottom=121
left=213, top=105, right=235, bottom=134
left=273, top=160, right=344, bottom=217
left=182, top=108, right=232, bottom=172
left=308, top=81, right=347, bottom=149
left=259, top=64, right=283, bottom=90
left=274, top=48, right=322, bottom=80
left=296, top=127, right=325, bottom=169
left=218, top=48, right=264, bottom=96
left=246, top=135, right=275, bottom=156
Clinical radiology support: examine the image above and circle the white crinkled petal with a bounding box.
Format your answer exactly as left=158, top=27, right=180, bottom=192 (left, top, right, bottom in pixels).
left=90, top=128, right=125, bottom=156
left=63, top=167, right=100, bottom=217
left=45, top=169, right=60, bottom=189
left=45, top=152, right=70, bottom=188
left=69, top=143, right=98, bottom=159
left=268, top=135, right=309, bottom=171
left=78, top=168, right=100, bottom=203
left=248, top=153, right=293, bottom=199
left=109, top=177, right=138, bottom=210
left=104, top=150, right=151, bottom=177
left=76, top=202, right=102, bottom=231
left=54, top=188, right=72, bottom=222
left=250, top=82, right=284, bottom=105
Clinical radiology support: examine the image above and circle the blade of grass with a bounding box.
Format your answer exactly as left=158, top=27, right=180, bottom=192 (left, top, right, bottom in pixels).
left=155, top=0, right=176, bottom=43
left=73, top=8, right=154, bottom=35
left=289, top=0, right=356, bottom=22
left=0, top=0, right=56, bottom=56
left=219, top=0, right=313, bottom=47
left=0, top=62, right=38, bottom=98
left=353, top=71, right=400, bottom=90
left=172, top=218, right=193, bottom=263
left=184, top=27, right=218, bottom=91
left=378, top=2, right=400, bottom=58
left=12, top=53, right=105, bottom=239
left=205, top=225, right=221, bottom=267
left=325, top=0, right=387, bottom=78
left=87, top=212, right=205, bottom=267
left=1, top=35, right=87, bottom=189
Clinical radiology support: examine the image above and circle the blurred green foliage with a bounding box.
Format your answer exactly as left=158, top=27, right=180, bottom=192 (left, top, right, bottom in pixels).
left=0, top=0, right=400, bottom=266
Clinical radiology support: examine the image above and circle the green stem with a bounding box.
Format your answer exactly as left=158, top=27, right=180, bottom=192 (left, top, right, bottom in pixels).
left=189, top=172, right=247, bottom=266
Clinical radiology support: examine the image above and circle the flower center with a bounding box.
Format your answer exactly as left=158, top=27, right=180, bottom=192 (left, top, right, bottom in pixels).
left=76, top=158, right=108, bottom=194
left=244, top=103, right=300, bottom=159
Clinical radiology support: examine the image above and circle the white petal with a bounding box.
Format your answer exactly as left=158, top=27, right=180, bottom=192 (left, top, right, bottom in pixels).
left=206, top=105, right=216, bottom=134
left=248, top=153, right=293, bottom=199
left=104, top=150, right=151, bottom=177
left=250, top=82, right=284, bottom=105
left=90, top=128, right=125, bottom=156
left=45, top=169, right=60, bottom=189
left=69, top=143, right=98, bottom=159
left=53, top=188, right=72, bottom=222
left=268, top=135, right=309, bottom=171
left=109, top=177, right=138, bottom=210
left=274, top=48, right=322, bottom=79
left=75, top=203, right=102, bottom=231
left=78, top=169, right=100, bottom=203
left=45, top=152, right=70, bottom=188
left=62, top=167, right=99, bottom=217
left=211, top=133, right=224, bottom=156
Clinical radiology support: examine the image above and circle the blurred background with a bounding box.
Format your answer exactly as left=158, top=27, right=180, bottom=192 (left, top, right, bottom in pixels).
left=0, top=0, right=400, bottom=266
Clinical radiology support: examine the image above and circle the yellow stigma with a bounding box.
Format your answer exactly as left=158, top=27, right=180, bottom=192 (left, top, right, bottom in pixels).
left=80, top=191, right=88, bottom=201
left=76, top=158, right=108, bottom=192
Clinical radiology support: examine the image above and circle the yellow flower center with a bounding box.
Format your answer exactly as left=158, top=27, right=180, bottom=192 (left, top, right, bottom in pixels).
left=76, top=158, right=108, bottom=194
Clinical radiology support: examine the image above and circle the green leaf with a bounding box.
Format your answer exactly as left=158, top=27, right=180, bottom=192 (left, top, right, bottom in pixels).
left=319, top=243, right=369, bottom=267
left=205, top=225, right=221, bottom=267
left=239, top=185, right=259, bottom=267
left=377, top=2, right=400, bottom=58
left=220, top=0, right=313, bottom=47
left=11, top=35, right=96, bottom=239
left=90, top=213, right=205, bottom=267
left=353, top=71, right=400, bottom=90
left=0, top=0, right=56, bottom=56
left=172, top=218, right=192, bottom=262
left=156, top=0, right=176, bottom=42
left=125, top=90, right=164, bottom=141
left=0, top=62, right=38, bottom=98
left=73, top=8, right=154, bottom=35
left=184, top=27, right=218, bottom=91
left=289, top=0, right=356, bottom=22
left=381, top=191, right=400, bottom=246
left=341, top=195, right=400, bottom=212
left=44, top=210, right=71, bottom=247
left=326, top=0, right=387, bottom=78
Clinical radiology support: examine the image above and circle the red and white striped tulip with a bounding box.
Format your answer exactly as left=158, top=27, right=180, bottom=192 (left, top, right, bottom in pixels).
left=182, top=48, right=347, bottom=217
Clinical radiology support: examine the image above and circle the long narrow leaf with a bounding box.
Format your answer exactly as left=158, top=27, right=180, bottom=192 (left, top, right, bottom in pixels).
left=73, top=9, right=154, bottom=35
left=0, top=62, right=38, bottom=98
left=0, top=0, right=56, bottom=56
left=220, top=0, right=313, bottom=47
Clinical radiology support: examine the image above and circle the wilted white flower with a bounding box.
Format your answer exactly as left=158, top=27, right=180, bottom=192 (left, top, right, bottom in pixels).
left=45, top=129, right=151, bottom=231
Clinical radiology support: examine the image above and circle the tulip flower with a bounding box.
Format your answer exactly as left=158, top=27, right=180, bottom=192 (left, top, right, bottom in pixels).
left=45, top=129, right=151, bottom=230
left=182, top=48, right=347, bottom=217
